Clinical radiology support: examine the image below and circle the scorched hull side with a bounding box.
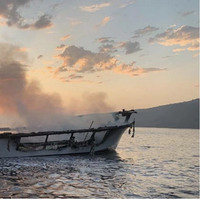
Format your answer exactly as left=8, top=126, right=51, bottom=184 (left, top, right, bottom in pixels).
left=0, top=127, right=127, bottom=158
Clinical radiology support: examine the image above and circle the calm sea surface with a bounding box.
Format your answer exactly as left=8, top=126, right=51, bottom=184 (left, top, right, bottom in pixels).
left=0, top=128, right=199, bottom=198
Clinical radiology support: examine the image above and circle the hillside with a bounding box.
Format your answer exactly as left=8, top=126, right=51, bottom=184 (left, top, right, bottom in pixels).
left=135, top=99, right=199, bottom=129
left=0, top=99, right=199, bottom=131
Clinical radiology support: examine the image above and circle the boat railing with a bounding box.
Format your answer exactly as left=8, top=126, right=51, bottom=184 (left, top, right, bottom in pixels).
left=1, top=123, right=134, bottom=152
left=0, top=123, right=131, bottom=139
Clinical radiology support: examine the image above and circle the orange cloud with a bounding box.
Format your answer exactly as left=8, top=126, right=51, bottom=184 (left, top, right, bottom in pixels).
left=80, top=3, right=111, bottom=12
left=119, top=1, right=134, bottom=8
left=59, top=78, right=100, bottom=84
left=173, top=48, right=186, bottom=52
left=15, top=47, right=29, bottom=52
left=193, top=53, right=199, bottom=58
left=114, top=63, right=166, bottom=76
left=95, top=16, right=112, bottom=29
left=0, top=21, right=6, bottom=26
left=149, top=25, right=199, bottom=51
left=60, top=35, right=70, bottom=41
left=45, top=66, right=53, bottom=71
left=187, top=42, right=199, bottom=51
left=54, top=45, right=166, bottom=78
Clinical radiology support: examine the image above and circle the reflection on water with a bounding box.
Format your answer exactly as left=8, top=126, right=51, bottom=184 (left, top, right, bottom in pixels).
left=0, top=128, right=199, bottom=198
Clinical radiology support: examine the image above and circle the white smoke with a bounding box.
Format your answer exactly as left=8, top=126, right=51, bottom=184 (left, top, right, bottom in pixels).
left=0, top=42, right=115, bottom=132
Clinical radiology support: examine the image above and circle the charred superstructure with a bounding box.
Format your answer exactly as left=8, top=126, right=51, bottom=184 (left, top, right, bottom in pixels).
left=0, top=109, right=137, bottom=158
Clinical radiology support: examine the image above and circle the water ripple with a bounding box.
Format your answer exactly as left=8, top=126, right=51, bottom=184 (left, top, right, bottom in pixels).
left=0, top=128, right=199, bottom=198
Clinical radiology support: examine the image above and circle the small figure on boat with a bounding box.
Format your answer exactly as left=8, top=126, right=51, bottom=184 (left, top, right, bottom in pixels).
left=132, top=120, right=136, bottom=137
left=90, top=138, right=96, bottom=157
left=70, top=135, right=76, bottom=149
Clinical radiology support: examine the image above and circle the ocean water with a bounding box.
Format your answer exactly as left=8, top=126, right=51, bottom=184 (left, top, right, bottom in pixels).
left=0, top=127, right=199, bottom=198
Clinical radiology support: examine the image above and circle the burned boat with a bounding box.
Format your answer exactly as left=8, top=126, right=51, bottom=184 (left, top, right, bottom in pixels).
left=0, top=109, right=137, bottom=158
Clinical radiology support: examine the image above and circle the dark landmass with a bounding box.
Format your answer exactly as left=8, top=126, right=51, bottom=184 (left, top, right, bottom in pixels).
left=0, top=127, right=27, bottom=132
left=0, top=127, right=11, bottom=131
left=0, top=99, right=199, bottom=131
left=135, top=99, right=199, bottom=129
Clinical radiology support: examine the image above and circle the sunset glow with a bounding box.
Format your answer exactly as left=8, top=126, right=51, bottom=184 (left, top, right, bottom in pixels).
left=0, top=0, right=199, bottom=127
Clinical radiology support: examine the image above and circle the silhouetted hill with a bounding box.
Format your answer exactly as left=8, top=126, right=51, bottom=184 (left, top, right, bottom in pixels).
left=135, top=99, right=199, bottom=129
left=0, top=127, right=11, bottom=131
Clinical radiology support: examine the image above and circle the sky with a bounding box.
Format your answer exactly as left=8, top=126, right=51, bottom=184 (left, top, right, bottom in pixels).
left=0, top=0, right=199, bottom=125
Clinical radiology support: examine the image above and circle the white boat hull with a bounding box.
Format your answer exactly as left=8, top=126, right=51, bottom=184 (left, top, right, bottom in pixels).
left=0, top=126, right=128, bottom=158
left=0, top=109, right=137, bottom=158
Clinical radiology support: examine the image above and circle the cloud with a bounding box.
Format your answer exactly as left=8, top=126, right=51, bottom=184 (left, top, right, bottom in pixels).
left=187, top=42, right=199, bottom=51
left=80, top=3, right=111, bottom=12
left=134, top=25, right=159, bottom=37
left=68, top=74, right=84, bottom=79
left=55, top=66, right=68, bottom=74
left=99, top=44, right=118, bottom=54
left=96, top=37, right=141, bottom=55
left=96, top=37, right=142, bottom=55
left=70, top=20, right=82, bottom=26
left=162, top=56, right=172, bottom=59
left=53, top=73, right=102, bottom=84
left=119, top=41, right=141, bottom=54
left=15, top=47, right=29, bottom=52
left=59, top=78, right=100, bottom=84
left=173, top=48, right=185, bottom=52
left=55, top=45, right=116, bottom=74
left=0, top=0, right=31, bottom=27
left=193, top=53, right=199, bottom=58
left=65, top=17, right=82, bottom=26
left=0, top=1, right=53, bottom=30
left=45, top=66, right=54, bottom=72
left=96, top=37, right=117, bottom=53
left=96, top=37, right=115, bottom=44
left=50, top=2, right=62, bottom=10
left=170, top=24, right=176, bottom=27
left=28, top=14, right=52, bottom=30
left=119, top=1, right=135, bottom=8
left=60, top=35, right=70, bottom=41
left=37, top=55, right=43, bottom=59
left=54, top=45, right=165, bottom=77
left=149, top=25, right=199, bottom=51
left=95, top=16, right=112, bottom=29
left=114, top=62, right=166, bottom=75
left=55, top=44, right=66, bottom=50
left=180, top=11, right=195, bottom=17
left=132, top=35, right=140, bottom=39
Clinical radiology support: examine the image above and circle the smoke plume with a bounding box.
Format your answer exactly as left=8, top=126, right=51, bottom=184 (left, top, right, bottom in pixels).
left=0, top=43, right=70, bottom=131
left=0, top=43, right=115, bottom=131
